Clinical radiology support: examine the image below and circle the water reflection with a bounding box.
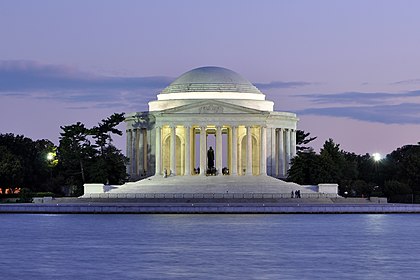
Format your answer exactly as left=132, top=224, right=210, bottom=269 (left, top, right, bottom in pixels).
left=1, top=214, right=420, bottom=279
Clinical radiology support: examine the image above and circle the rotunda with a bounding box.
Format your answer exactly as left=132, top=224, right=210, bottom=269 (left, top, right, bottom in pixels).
left=125, top=66, right=298, bottom=179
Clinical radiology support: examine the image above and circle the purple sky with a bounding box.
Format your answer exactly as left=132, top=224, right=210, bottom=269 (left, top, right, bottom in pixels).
left=1, top=0, right=419, bottom=156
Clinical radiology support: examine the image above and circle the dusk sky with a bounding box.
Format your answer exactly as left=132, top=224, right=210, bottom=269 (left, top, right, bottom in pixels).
left=1, top=0, right=419, bottom=156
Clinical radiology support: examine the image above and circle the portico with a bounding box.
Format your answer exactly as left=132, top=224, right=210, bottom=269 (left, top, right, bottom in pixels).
left=127, top=123, right=296, bottom=178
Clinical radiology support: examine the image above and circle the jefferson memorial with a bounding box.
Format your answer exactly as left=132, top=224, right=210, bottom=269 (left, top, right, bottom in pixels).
left=126, top=66, right=298, bottom=179
left=83, top=66, right=337, bottom=196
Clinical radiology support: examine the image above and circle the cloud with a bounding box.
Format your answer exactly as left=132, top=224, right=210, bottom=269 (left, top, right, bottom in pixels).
left=3, top=60, right=419, bottom=126
left=298, top=103, right=420, bottom=124
left=392, top=78, right=420, bottom=85
left=254, top=80, right=311, bottom=90
left=1, top=60, right=316, bottom=110
left=0, top=60, right=173, bottom=108
left=297, top=90, right=420, bottom=104
left=295, top=89, right=420, bottom=124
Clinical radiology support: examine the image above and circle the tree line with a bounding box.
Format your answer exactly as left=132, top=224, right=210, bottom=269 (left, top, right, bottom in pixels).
left=0, top=113, right=127, bottom=197
left=1, top=117, right=419, bottom=201
left=289, top=131, right=420, bottom=202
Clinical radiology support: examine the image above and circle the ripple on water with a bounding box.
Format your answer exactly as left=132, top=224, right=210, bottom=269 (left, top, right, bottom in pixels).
left=2, top=214, right=420, bottom=279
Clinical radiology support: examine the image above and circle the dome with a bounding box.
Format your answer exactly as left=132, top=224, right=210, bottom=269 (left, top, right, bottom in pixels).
left=160, top=66, right=263, bottom=95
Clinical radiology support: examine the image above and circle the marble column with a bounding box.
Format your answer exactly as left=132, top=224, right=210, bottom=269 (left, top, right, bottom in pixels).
left=199, top=126, right=206, bottom=176
left=231, top=126, right=238, bottom=176
left=271, top=128, right=276, bottom=176
left=246, top=126, right=253, bottom=176
left=170, top=125, right=176, bottom=175
left=216, top=126, right=223, bottom=175
left=185, top=126, right=191, bottom=176
left=285, top=128, right=291, bottom=173
left=126, top=129, right=132, bottom=174
left=260, top=126, right=267, bottom=175
left=192, top=128, right=196, bottom=172
left=143, top=129, right=148, bottom=174
left=138, top=128, right=143, bottom=175
left=155, top=126, right=161, bottom=176
left=291, top=129, right=296, bottom=158
left=132, top=129, right=137, bottom=175
left=278, top=128, right=284, bottom=177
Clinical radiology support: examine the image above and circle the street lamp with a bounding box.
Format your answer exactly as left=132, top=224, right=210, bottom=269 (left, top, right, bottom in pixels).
left=372, top=153, right=382, bottom=162
left=47, top=152, right=54, bottom=161
left=46, top=151, right=57, bottom=180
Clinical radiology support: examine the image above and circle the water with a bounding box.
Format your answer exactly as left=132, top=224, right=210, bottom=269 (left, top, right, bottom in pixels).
left=1, top=214, right=420, bottom=279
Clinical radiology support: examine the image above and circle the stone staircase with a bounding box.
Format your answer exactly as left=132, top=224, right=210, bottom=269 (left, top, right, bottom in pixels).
left=106, top=175, right=313, bottom=194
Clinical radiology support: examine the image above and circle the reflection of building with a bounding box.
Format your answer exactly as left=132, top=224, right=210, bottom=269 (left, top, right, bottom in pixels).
left=125, top=66, right=298, bottom=180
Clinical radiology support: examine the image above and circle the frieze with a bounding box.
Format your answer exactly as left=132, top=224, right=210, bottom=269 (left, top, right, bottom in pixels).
left=199, top=104, right=224, bottom=113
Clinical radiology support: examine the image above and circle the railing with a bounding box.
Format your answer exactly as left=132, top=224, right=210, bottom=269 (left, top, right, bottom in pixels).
left=82, top=192, right=339, bottom=199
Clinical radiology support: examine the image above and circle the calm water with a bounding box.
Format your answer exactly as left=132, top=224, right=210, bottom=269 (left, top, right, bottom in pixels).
left=1, top=214, right=420, bottom=279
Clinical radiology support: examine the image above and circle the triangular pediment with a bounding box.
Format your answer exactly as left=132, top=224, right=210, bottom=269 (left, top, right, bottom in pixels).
left=160, top=100, right=265, bottom=114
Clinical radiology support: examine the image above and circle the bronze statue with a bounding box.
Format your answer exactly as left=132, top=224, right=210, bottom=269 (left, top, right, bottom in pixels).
left=207, top=146, right=214, bottom=169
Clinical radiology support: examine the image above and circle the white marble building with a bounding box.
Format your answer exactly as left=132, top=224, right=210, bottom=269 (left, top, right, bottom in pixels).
left=125, top=66, right=298, bottom=180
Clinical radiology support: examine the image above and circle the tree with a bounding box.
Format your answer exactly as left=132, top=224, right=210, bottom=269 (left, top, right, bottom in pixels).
left=383, top=180, right=412, bottom=196
left=0, top=146, right=23, bottom=193
left=58, top=122, right=94, bottom=185
left=0, top=134, right=55, bottom=193
left=89, top=113, right=127, bottom=184
left=88, top=145, right=128, bottom=184
left=318, top=139, right=346, bottom=183
left=288, top=138, right=360, bottom=194
left=388, top=144, right=420, bottom=186
left=296, top=130, right=317, bottom=152
left=288, top=130, right=319, bottom=184
left=382, top=144, right=420, bottom=196
left=288, top=149, right=320, bottom=185
left=91, top=113, right=125, bottom=155
left=56, top=113, right=128, bottom=194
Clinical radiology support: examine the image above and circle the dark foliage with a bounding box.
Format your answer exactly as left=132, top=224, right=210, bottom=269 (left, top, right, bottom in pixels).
left=56, top=113, right=128, bottom=195
left=0, top=134, right=54, bottom=193
left=289, top=135, right=420, bottom=199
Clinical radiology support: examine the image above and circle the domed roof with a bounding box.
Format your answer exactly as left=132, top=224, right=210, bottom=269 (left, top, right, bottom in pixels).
left=160, top=66, right=263, bottom=95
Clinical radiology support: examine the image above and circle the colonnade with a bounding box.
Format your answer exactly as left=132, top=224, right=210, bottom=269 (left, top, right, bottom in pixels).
left=151, top=124, right=296, bottom=177
left=126, top=128, right=149, bottom=177
left=270, top=128, right=296, bottom=177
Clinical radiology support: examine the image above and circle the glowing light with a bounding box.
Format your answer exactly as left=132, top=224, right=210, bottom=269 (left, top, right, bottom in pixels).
left=47, top=152, right=54, bottom=161
left=372, top=153, right=382, bottom=161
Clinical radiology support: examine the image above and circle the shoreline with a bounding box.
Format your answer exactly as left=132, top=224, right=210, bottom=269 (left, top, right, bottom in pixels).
left=1, top=202, right=419, bottom=214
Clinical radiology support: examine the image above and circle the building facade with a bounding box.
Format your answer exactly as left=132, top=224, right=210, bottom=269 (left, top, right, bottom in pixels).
left=125, top=66, right=298, bottom=180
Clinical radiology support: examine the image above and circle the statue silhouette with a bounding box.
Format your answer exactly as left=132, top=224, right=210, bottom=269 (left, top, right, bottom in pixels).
left=207, top=146, right=214, bottom=169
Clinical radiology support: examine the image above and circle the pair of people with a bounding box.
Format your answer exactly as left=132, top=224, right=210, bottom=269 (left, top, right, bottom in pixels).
left=291, top=190, right=301, bottom=198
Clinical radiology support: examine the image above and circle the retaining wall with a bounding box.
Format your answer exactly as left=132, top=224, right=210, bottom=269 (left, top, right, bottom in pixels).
left=1, top=203, right=420, bottom=214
